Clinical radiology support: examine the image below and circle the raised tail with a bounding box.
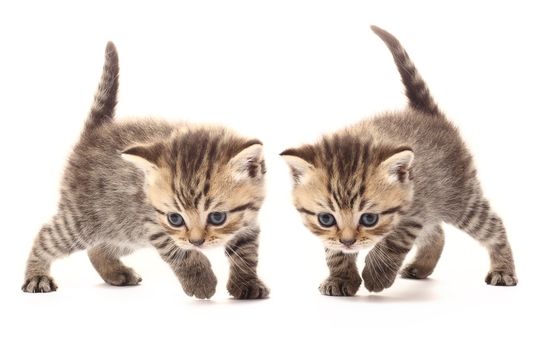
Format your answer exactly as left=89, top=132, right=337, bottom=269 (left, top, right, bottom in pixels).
left=371, top=25, right=441, bottom=116
left=85, top=42, right=119, bottom=131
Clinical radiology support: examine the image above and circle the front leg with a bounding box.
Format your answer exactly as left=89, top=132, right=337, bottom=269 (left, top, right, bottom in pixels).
left=362, top=220, right=420, bottom=292
left=319, top=249, right=361, bottom=296
left=225, top=229, right=269, bottom=299
left=150, top=232, right=217, bottom=299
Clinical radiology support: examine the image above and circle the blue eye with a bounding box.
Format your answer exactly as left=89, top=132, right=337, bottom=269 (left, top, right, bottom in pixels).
left=167, top=213, right=184, bottom=227
left=318, top=213, right=336, bottom=228
left=360, top=213, right=379, bottom=227
left=208, top=212, right=227, bottom=225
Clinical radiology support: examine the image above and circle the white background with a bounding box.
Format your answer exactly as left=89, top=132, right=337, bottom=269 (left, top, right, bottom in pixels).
left=1, top=1, right=536, bottom=349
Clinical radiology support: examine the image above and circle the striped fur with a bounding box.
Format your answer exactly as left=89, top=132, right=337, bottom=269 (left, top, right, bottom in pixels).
left=371, top=25, right=440, bottom=116
left=281, top=26, right=517, bottom=295
left=85, top=42, right=119, bottom=131
left=319, top=249, right=361, bottom=296
left=225, top=227, right=270, bottom=299
left=22, top=42, right=269, bottom=299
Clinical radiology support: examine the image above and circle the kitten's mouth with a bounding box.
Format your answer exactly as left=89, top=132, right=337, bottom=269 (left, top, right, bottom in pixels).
left=324, top=241, right=374, bottom=253
left=340, top=245, right=361, bottom=253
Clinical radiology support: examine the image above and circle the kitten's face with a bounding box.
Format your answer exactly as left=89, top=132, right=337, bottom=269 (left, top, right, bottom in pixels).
left=123, top=128, right=265, bottom=249
left=281, top=135, right=414, bottom=253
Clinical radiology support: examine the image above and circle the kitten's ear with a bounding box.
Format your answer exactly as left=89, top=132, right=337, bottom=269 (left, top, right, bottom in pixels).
left=121, top=142, right=164, bottom=175
left=379, top=148, right=414, bottom=184
left=228, top=142, right=265, bottom=181
left=280, top=146, right=315, bottom=185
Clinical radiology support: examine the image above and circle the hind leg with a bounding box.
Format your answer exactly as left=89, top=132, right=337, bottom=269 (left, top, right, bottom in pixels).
left=22, top=212, right=87, bottom=293
left=88, top=244, right=142, bottom=286
left=455, top=194, right=517, bottom=286
left=401, top=225, right=444, bottom=279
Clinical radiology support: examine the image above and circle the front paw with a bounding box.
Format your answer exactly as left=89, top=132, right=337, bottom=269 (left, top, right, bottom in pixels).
left=319, top=275, right=361, bottom=296
left=485, top=270, right=518, bottom=286
left=102, top=266, right=142, bottom=286
left=362, top=259, right=398, bottom=293
left=227, top=278, right=270, bottom=299
left=179, top=265, right=217, bottom=299
left=22, top=275, right=58, bottom=293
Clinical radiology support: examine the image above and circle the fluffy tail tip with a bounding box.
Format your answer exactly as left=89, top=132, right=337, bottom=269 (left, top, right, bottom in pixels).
left=105, top=41, right=118, bottom=64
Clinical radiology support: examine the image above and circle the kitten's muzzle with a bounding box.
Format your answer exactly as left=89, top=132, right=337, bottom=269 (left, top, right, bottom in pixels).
left=189, top=238, right=205, bottom=247
left=339, top=238, right=357, bottom=247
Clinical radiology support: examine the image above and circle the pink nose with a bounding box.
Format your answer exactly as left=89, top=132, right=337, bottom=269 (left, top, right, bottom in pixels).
left=339, top=238, right=357, bottom=247
left=189, top=238, right=205, bottom=246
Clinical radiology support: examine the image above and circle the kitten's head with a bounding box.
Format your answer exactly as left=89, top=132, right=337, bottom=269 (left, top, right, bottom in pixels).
left=122, top=127, right=265, bottom=249
left=281, top=132, right=414, bottom=253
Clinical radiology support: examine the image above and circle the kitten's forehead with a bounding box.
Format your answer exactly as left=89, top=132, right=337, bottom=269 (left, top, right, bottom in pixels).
left=167, top=127, right=262, bottom=210
left=313, top=134, right=373, bottom=210
left=297, top=133, right=407, bottom=211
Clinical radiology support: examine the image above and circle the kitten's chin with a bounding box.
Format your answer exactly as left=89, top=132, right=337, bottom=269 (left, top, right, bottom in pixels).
left=323, top=242, right=375, bottom=254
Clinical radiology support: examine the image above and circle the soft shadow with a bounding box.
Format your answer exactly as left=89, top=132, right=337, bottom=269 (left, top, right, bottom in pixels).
left=186, top=299, right=216, bottom=306
left=186, top=296, right=270, bottom=306
left=225, top=296, right=271, bottom=304
left=332, top=278, right=440, bottom=303
left=94, top=283, right=143, bottom=290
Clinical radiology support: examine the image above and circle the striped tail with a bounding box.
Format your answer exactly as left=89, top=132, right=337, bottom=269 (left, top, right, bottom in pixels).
left=371, top=25, right=441, bottom=116
left=85, top=41, right=119, bottom=131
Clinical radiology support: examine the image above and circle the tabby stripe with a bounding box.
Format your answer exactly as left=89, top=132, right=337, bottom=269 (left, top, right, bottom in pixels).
left=358, top=183, right=366, bottom=197
left=331, top=186, right=343, bottom=209
left=203, top=181, right=211, bottom=197
left=226, top=234, right=258, bottom=256
left=162, top=243, right=178, bottom=259
left=204, top=196, right=213, bottom=211
left=230, top=202, right=257, bottom=213
left=381, top=206, right=401, bottom=215
left=33, top=231, right=51, bottom=260
left=154, top=207, right=165, bottom=216
left=149, top=232, right=166, bottom=242
left=174, top=194, right=187, bottom=211
left=51, top=220, right=69, bottom=252
left=61, top=208, right=83, bottom=248
left=469, top=202, right=490, bottom=234
left=155, top=238, right=173, bottom=250
left=327, top=197, right=335, bottom=211
left=38, top=227, right=55, bottom=257
left=481, top=217, right=499, bottom=240
left=496, top=242, right=507, bottom=250
left=205, top=138, right=218, bottom=183
left=64, top=198, right=83, bottom=235
left=168, top=247, right=181, bottom=262
left=399, top=227, right=417, bottom=239
left=349, top=191, right=359, bottom=209
left=401, top=220, right=423, bottom=230
left=359, top=142, right=370, bottom=191
left=297, top=208, right=315, bottom=216
left=59, top=215, right=78, bottom=249
left=59, top=216, right=81, bottom=252
left=322, top=138, right=334, bottom=178
left=384, top=238, right=411, bottom=255
left=310, top=227, right=325, bottom=235
left=144, top=217, right=158, bottom=225
left=459, top=199, right=480, bottom=229
left=193, top=192, right=202, bottom=208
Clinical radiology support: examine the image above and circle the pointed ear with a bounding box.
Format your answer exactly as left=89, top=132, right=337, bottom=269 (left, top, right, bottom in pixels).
left=280, top=146, right=316, bottom=185
left=228, top=143, right=265, bottom=181
left=121, top=142, right=164, bottom=178
left=379, top=148, right=414, bottom=184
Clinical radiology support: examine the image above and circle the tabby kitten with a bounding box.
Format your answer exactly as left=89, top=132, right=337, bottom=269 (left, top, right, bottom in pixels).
left=22, top=42, right=269, bottom=299
left=281, top=26, right=517, bottom=295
